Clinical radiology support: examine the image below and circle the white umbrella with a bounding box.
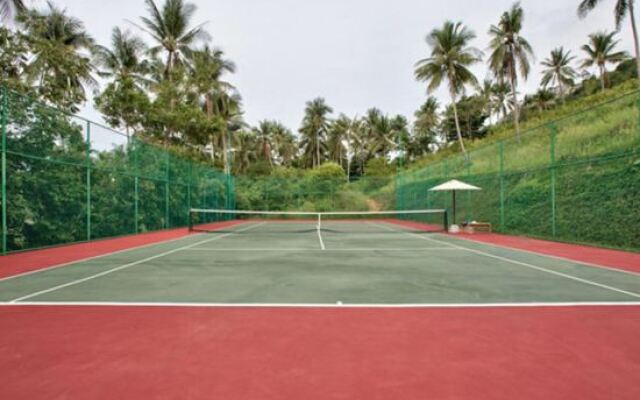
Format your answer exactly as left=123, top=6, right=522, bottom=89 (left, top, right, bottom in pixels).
left=429, top=179, right=481, bottom=226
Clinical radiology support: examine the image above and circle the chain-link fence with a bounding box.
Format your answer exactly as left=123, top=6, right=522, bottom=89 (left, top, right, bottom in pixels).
left=0, top=87, right=233, bottom=254
left=397, top=90, right=640, bottom=251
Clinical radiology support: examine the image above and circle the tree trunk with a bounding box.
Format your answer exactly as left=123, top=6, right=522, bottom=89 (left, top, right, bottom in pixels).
left=315, top=131, right=320, bottom=168
left=509, top=71, right=521, bottom=141
left=629, top=1, right=640, bottom=82
left=599, top=64, right=606, bottom=91
left=449, top=88, right=467, bottom=156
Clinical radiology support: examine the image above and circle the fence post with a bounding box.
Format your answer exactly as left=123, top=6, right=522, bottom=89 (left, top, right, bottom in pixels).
left=499, top=141, right=505, bottom=231
left=187, top=162, right=192, bottom=224
left=85, top=121, right=91, bottom=241
left=1, top=87, right=8, bottom=255
left=549, top=124, right=557, bottom=238
left=165, top=152, right=170, bottom=229
left=134, top=137, right=139, bottom=234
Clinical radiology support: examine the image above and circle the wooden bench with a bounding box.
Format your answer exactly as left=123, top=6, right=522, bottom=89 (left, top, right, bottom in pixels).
left=467, top=222, right=492, bottom=233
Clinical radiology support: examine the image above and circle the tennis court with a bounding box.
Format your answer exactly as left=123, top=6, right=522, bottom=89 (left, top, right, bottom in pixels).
left=2, top=214, right=639, bottom=305
left=1, top=214, right=640, bottom=400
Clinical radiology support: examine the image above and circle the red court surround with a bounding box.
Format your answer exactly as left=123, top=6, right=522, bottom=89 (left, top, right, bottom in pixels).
left=0, top=305, right=638, bottom=400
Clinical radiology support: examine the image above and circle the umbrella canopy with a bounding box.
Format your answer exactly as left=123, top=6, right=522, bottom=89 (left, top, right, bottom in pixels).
left=429, top=179, right=481, bottom=192
left=428, top=180, right=482, bottom=229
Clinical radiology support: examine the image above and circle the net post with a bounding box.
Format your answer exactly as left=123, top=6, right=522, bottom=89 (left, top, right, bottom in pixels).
left=549, top=123, right=557, bottom=238
left=188, top=209, right=193, bottom=232
left=85, top=121, right=91, bottom=242
left=1, top=86, right=8, bottom=255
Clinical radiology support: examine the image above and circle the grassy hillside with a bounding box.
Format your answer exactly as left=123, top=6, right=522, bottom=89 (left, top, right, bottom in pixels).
left=397, top=82, right=640, bottom=251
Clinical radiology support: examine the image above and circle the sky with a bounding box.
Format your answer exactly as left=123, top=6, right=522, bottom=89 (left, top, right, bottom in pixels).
left=46, top=0, right=635, bottom=134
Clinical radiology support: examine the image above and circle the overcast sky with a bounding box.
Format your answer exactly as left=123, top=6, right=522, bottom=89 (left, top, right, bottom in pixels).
left=52, top=0, right=633, bottom=133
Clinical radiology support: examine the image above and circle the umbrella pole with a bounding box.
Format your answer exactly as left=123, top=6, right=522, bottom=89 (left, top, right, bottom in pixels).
left=452, top=190, right=456, bottom=226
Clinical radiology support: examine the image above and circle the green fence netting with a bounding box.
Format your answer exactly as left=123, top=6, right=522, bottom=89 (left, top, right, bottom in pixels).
left=0, top=87, right=233, bottom=254
left=397, top=90, right=640, bottom=252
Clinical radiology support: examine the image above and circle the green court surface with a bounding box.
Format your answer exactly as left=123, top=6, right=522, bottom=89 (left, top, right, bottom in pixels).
left=1, top=221, right=639, bottom=305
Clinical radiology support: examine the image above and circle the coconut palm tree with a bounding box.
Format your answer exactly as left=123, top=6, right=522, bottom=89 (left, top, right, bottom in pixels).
left=134, top=0, right=209, bottom=78
left=581, top=31, right=628, bottom=91
left=540, top=47, right=577, bottom=101
left=415, top=21, right=481, bottom=155
left=299, top=98, right=332, bottom=168
left=190, top=46, right=236, bottom=167
left=477, top=79, right=497, bottom=124
left=578, top=0, right=640, bottom=82
left=414, top=96, right=440, bottom=135
left=0, top=0, right=25, bottom=22
left=94, top=27, right=150, bottom=87
left=254, top=120, right=275, bottom=164
left=328, top=115, right=350, bottom=168
left=19, top=2, right=96, bottom=111
left=270, top=123, right=296, bottom=166
left=492, top=81, right=513, bottom=120
left=488, top=2, right=534, bottom=140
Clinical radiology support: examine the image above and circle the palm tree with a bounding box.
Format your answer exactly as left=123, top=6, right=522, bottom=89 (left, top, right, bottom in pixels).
left=578, top=0, right=640, bottom=82
left=415, top=21, right=481, bottom=155
left=94, top=27, right=149, bottom=87
left=134, top=0, right=209, bottom=78
left=254, top=120, right=274, bottom=164
left=190, top=46, right=236, bottom=167
left=414, top=96, right=440, bottom=135
left=477, top=79, right=496, bottom=124
left=328, top=115, right=350, bottom=168
left=19, top=2, right=96, bottom=111
left=299, top=98, right=332, bottom=168
left=540, top=47, right=577, bottom=101
left=232, top=130, right=257, bottom=173
left=488, top=2, right=534, bottom=140
left=528, top=89, right=556, bottom=113
left=581, top=31, right=628, bottom=91
left=0, top=0, right=25, bottom=22
left=270, top=123, right=296, bottom=166
left=492, top=81, right=513, bottom=120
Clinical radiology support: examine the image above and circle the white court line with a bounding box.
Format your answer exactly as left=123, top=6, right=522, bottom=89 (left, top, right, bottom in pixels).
left=317, top=224, right=326, bottom=250
left=450, top=234, right=640, bottom=278
left=9, top=223, right=266, bottom=303
left=1, top=300, right=639, bottom=308
left=372, top=222, right=640, bottom=299
left=0, top=231, right=217, bottom=284
left=183, top=247, right=462, bottom=252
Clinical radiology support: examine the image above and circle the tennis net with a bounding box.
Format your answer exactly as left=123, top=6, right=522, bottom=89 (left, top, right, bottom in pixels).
left=188, top=209, right=449, bottom=234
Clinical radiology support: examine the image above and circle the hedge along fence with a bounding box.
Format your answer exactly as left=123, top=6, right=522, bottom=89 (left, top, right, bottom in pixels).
left=396, top=90, right=640, bottom=251
left=0, top=87, right=234, bottom=254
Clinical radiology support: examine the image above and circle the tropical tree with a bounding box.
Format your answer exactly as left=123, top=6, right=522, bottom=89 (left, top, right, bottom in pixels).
left=271, top=123, right=297, bottom=166
left=189, top=46, right=237, bottom=167
left=94, top=27, right=149, bottom=85
left=488, top=2, right=534, bottom=140
left=527, top=89, right=556, bottom=112
left=135, top=0, right=209, bottom=78
left=578, top=0, right=640, bottom=81
left=18, top=2, right=96, bottom=112
left=540, top=47, right=577, bottom=101
left=0, top=0, right=25, bottom=22
left=581, top=31, right=628, bottom=90
left=492, top=81, right=513, bottom=119
left=253, top=120, right=275, bottom=164
left=415, top=21, right=481, bottom=155
left=477, top=79, right=497, bottom=124
left=413, top=96, right=440, bottom=136
left=299, top=98, right=333, bottom=168
left=327, top=115, right=350, bottom=168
